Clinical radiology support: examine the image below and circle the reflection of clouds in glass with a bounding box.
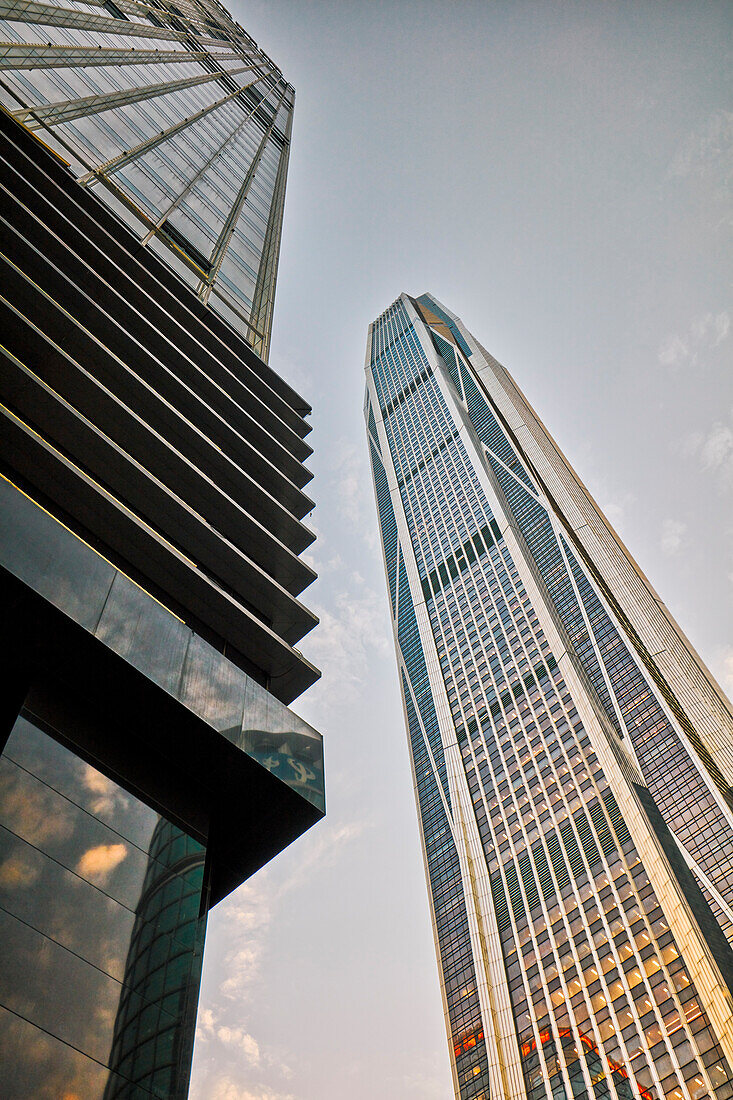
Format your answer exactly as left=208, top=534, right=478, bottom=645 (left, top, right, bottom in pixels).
left=0, top=764, right=74, bottom=848
left=76, top=843, right=128, bottom=884
left=0, top=852, right=40, bottom=890
left=0, top=906, right=124, bottom=1083
left=1, top=718, right=205, bottom=1097
left=0, top=829, right=136, bottom=984
left=80, top=764, right=130, bottom=819
left=0, top=1003, right=110, bottom=1099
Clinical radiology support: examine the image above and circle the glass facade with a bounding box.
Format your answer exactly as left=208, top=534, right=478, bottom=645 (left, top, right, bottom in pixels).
left=0, top=3, right=323, bottom=1093
left=0, top=445, right=324, bottom=1098
left=0, top=0, right=294, bottom=358
left=0, top=713, right=206, bottom=1099
left=365, top=293, right=733, bottom=1100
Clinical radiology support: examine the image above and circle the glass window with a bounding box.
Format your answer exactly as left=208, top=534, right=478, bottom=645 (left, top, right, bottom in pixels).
left=0, top=713, right=206, bottom=1099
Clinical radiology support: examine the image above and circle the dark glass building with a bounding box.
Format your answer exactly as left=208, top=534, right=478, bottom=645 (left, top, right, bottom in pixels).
left=365, top=293, right=733, bottom=1100
left=0, top=4, right=323, bottom=1097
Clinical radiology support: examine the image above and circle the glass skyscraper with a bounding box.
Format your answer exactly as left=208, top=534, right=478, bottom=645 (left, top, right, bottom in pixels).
left=365, top=293, right=733, bottom=1100
left=0, top=0, right=293, bottom=360
left=0, top=4, right=322, bottom=1097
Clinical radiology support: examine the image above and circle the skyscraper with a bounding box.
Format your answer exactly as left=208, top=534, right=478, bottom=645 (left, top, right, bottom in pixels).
left=0, top=0, right=292, bottom=360
left=0, top=4, right=323, bottom=1097
left=365, top=293, right=733, bottom=1100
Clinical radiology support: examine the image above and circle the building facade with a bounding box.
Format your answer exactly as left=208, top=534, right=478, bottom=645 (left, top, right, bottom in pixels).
left=0, top=6, right=323, bottom=1097
left=0, top=0, right=293, bottom=360
left=365, top=293, right=733, bottom=1100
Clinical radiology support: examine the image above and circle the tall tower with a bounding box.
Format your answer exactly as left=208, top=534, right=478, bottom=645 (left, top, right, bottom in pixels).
left=0, top=4, right=322, bottom=1097
left=365, top=293, right=733, bottom=1100
left=0, top=0, right=293, bottom=360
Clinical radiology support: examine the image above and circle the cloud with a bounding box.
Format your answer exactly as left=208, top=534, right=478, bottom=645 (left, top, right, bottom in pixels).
left=305, top=580, right=392, bottom=712
left=667, top=109, right=733, bottom=183
left=197, top=1013, right=261, bottom=1066
left=685, top=409, right=733, bottom=489
left=81, top=764, right=130, bottom=818
left=193, top=1002, right=296, bottom=1100
left=192, top=818, right=366, bottom=1100
left=658, top=310, right=730, bottom=368
left=0, top=769, right=74, bottom=849
left=693, top=312, right=730, bottom=345
left=279, top=819, right=368, bottom=894
left=216, top=876, right=274, bottom=999
left=330, top=438, right=380, bottom=553
left=76, top=843, right=127, bottom=884
left=216, top=817, right=367, bottom=997
left=660, top=519, right=686, bottom=556
left=601, top=493, right=635, bottom=538
left=219, top=944, right=265, bottom=1002
left=701, top=422, right=733, bottom=468
left=0, top=852, right=40, bottom=889
left=658, top=333, right=688, bottom=367
left=206, top=1077, right=294, bottom=1100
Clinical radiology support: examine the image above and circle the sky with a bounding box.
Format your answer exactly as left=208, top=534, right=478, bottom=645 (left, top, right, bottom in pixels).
left=189, top=4, right=733, bottom=1098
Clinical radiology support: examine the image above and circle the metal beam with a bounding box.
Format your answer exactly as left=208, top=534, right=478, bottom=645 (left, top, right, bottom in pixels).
left=249, top=99, right=292, bottom=361
left=79, top=71, right=271, bottom=182
left=0, top=39, right=241, bottom=69
left=198, top=86, right=286, bottom=304
left=72, top=0, right=253, bottom=45
left=12, top=62, right=255, bottom=128
left=0, top=0, right=248, bottom=49
left=140, top=77, right=283, bottom=244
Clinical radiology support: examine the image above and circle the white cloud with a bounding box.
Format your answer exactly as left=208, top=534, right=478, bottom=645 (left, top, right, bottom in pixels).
left=660, top=519, right=687, bottom=556
left=658, top=309, right=730, bottom=368
left=198, top=816, right=367, bottom=1039
left=81, top=763, right=130, bottom=817
left=685, top=408, right=733, bottom=489
left=0, top=852, right=40, bottom=889
left=700, top=422, right=733, bottom=470
left=198, top=883, right=273, bottom=1009
left=658, top=333, right=689, bottom=367
left=193, top=814, right=366, bottom=1100
left=279, top=819, right=368, bottom=894
left=667, top=108, right=733, bottom=184
left=694, top=311, right=730, bottom=346
left=602, top=493, right=635, bottom=538
left=206, top=1077, right=294, bottom=1100
left=76, top=843, right=127, bottom=884
left=194, top=998, right=296, bottom=1100
left=208, top=1023, right=260, bottom=1065
left=219, top=944, right=265, bottom=1002
left=330, top=438, right=380, bottom=552
left=305, top=583, right=392, bottom=710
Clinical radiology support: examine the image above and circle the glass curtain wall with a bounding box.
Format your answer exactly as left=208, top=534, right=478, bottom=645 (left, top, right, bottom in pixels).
left=365, top=293, right=733, bottom=1100
left=0, top=0, right=293, bottom=359
left=0, top=712, right=207, bottom=1099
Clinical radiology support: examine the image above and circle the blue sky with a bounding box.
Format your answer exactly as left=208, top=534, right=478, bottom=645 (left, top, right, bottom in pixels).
left=190, top=4, right=733, bottom=1098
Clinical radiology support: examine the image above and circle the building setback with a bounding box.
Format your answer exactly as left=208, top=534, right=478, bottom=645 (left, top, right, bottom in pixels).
left=0, top=2, right=323, bottom=1096
left=365, top=292, right=733, bottom=1100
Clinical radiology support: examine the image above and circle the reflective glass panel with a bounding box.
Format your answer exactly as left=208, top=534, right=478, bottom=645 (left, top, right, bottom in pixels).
left=0, top=713, right=207, bottom=1099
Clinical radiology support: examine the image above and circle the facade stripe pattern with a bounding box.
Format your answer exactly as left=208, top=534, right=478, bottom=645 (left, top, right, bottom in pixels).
left=366, top=292, right=733, bottom=1100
